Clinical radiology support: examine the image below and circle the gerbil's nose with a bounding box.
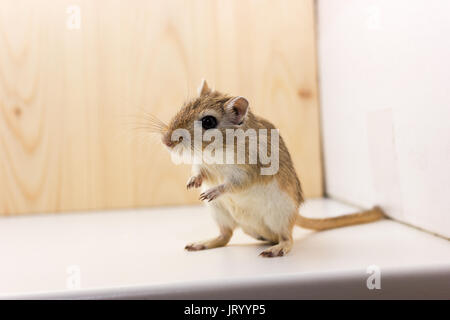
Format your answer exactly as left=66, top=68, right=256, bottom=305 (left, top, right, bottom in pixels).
left=162, top=133, right=182, bottom=148
left=162, top=133, right=174, bottom=148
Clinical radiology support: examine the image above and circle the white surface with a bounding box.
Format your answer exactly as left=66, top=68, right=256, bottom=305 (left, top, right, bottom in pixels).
left=317, top=0, right=450, bottom=237
left=0, top=199, right=449, bottom=299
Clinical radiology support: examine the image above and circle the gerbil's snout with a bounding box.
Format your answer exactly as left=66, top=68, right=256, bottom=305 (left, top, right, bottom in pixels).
left=162, top=132, right=183, bottom=148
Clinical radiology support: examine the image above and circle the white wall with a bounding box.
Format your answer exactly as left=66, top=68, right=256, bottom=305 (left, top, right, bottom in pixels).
left=317, top=0, right=450, bottom=238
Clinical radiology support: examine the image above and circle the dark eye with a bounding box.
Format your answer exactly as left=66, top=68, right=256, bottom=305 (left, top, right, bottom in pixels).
left=201, top=115, right=217, bottom=130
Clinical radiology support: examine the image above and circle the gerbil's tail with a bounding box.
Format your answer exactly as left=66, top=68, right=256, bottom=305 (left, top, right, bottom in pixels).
left=295, top=206, right=385, bottom=231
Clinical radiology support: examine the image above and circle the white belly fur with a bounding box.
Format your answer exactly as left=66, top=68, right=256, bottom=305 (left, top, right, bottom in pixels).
left=203, top=179, right=297, bottom=242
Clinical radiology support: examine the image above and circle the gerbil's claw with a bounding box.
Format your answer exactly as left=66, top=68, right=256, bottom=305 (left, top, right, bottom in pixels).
left=187, top=175, right=202, bottom=189
left=199, top=186, right=223, bottom=202
left=259, top=251, right=274, bottom=257
left=259, top=246, right=287, bottom=258
left=185, top=243, right=206, bottom=251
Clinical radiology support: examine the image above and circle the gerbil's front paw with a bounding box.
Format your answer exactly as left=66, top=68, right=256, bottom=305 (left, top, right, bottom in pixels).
left=185, top=243, right=206, bottom=251
left=186, top=175, right=202, bottom=189
left=199, top=185, right=224, bottom=202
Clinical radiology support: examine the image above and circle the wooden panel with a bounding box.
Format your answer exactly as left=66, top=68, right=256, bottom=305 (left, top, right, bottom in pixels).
left=0, top=0, right=322, bottom=215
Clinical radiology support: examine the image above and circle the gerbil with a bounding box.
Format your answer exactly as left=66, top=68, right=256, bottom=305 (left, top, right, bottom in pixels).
left=158, top=79, right=384, bottom=257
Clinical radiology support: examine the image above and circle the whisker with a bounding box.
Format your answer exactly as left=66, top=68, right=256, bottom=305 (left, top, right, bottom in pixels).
left=121, top=108, right=169, bottom=136
left=131, top=126, right=164, bottom=134
left=140, top=112, right=168, bottom=128
left=129, top=115, right=167, bottom=127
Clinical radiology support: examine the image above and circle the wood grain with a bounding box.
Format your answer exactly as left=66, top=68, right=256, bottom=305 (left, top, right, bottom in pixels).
left=0, top=0, right=322, bottom=215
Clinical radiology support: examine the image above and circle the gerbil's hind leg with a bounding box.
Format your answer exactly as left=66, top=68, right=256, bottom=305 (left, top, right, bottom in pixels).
left=259, top=208, right=296, bottom=257
left=259, top=234, right=293, bottom=258
left=185, top=226, right=232, bottom=251
left=185, top=201, right=236, bottom=251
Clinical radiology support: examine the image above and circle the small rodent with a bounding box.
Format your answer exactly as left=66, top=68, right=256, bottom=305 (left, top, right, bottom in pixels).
left=158, top=79, right=384, bottom=257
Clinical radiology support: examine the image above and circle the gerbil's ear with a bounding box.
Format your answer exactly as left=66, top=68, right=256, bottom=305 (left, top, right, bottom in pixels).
left=197, top=79, right=211, bottom=96
left=224, top=96, right=249, bottom=125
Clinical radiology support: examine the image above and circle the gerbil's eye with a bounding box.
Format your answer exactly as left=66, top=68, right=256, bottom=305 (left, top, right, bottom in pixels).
left=201, top=115, right=217, bottom=130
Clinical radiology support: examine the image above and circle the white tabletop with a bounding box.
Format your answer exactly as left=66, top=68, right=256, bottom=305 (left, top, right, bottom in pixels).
left=0, top=198, right=449, bottom=299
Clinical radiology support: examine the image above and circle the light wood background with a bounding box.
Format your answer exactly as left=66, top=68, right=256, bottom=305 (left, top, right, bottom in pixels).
left=0, top=0, right=322, bottom=215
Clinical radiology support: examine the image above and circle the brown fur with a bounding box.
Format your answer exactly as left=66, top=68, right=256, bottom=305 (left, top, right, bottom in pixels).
left=164, top=89, right=304, bottom=205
